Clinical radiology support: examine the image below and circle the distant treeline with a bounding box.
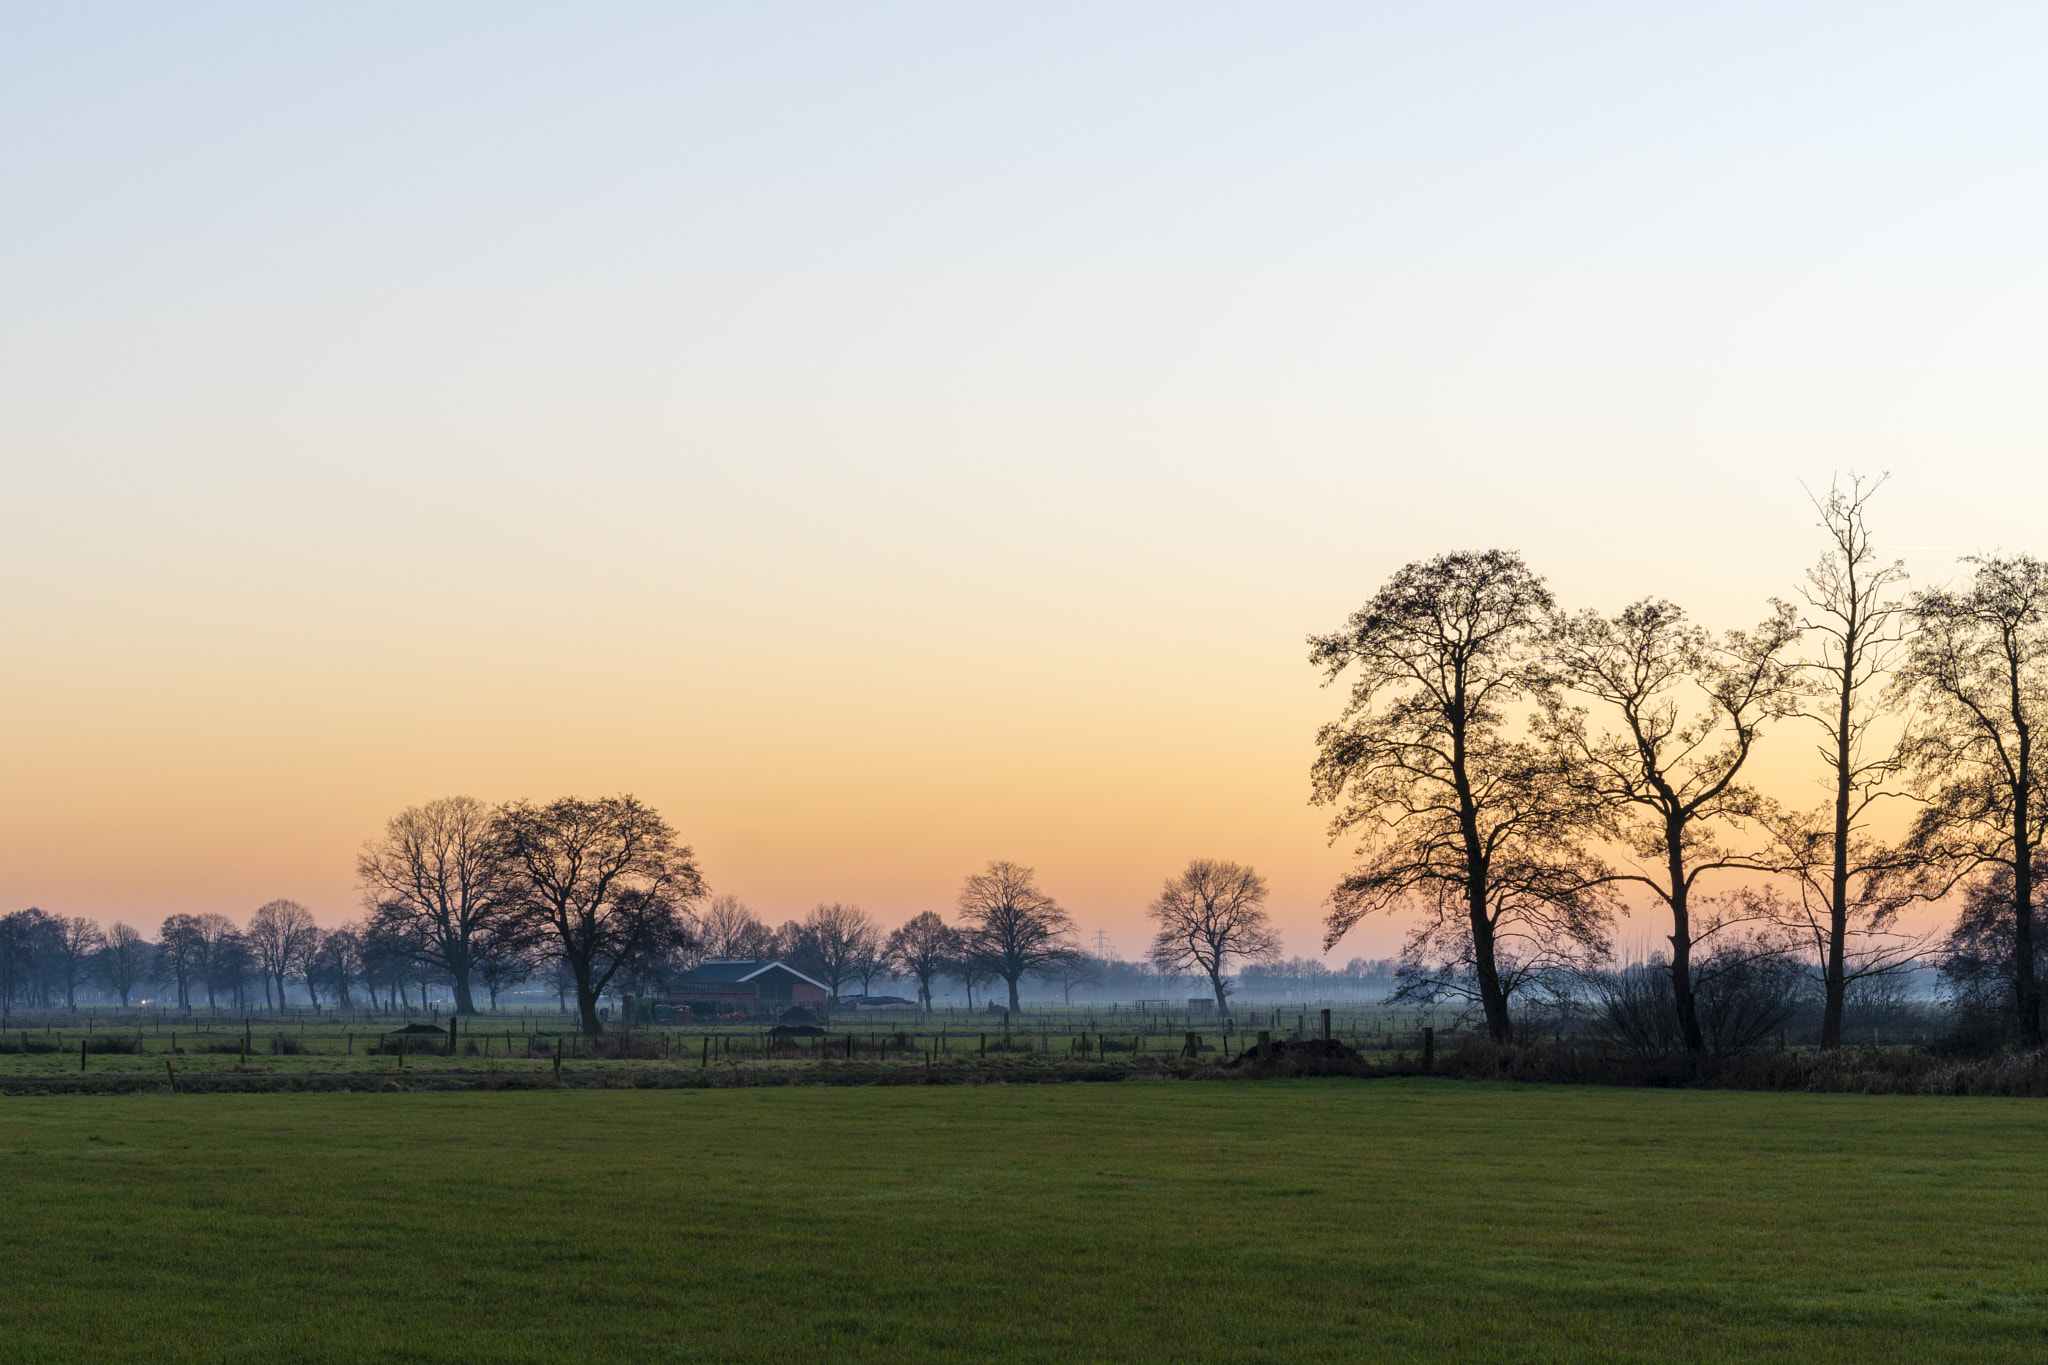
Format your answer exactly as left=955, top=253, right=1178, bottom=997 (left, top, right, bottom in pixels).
left=2, top=804, right=1387, bottom=1032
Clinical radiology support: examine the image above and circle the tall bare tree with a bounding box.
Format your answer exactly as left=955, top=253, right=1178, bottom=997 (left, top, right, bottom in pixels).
left=957, top=861, right=1076, bottom=1016
left=493, top=795, right=703, bottom=1035
left=96, top=922, right=151, bottom=1007
left=1147, top=859, right=1281, bottom=1017
left=1545, top=599, right=1802, bottom=1054
left=885, top=912, right=960, bottom=1012
left=50, top=917, right=104, bottom=1010
left=193, top=913, right=242, bottom=1010
left=780, top=903, right=879, bottom=1003
left=357, top=796, right=516, bottom=1016
left=158, top=914, right=205, bottom=1010
left=1311, top=550, right=1607, bottom=1041
left=306, top=922, right=365, bottom=1010
left=1782, top=474, right=1920, bottom=1048
left=246, top=900, right=320, bottom=1011
left=1892, top=554, right=2048, bottom=1046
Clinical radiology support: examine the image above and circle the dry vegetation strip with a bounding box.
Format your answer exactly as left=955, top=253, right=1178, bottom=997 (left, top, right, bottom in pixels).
left=2, top=1080, right=2046, bottom=1363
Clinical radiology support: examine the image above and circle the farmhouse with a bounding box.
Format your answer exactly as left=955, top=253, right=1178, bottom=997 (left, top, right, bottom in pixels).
left=668, top=961, right=831, bottom=1015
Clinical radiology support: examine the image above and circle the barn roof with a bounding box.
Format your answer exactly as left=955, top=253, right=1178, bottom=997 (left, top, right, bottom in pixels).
left=676, top=960, right=829, bottom=992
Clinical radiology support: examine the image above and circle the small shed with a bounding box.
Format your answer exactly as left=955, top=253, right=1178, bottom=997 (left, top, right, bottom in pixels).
left=668, top=961, right=831, bottom=1015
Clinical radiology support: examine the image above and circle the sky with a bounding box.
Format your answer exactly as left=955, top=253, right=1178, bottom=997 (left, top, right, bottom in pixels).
left=4, top=4, right=2048, bottom=960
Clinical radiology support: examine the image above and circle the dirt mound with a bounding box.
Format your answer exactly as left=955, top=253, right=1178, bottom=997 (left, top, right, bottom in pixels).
left=771, top=1024, right=827, bottom=1038
left=1225, top=1037, right=1363, bottom=1068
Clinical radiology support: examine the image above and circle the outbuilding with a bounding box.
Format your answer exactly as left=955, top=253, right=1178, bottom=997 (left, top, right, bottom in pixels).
left=668, top=961, right=831, bottom=1016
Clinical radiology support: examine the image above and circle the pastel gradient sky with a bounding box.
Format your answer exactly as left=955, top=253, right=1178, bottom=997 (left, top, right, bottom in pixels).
left=4, top=5, right=2047, bottom=958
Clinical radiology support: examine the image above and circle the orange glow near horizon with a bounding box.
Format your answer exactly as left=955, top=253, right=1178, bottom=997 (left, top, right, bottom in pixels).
left=2, top=7, right=2042, bottom=964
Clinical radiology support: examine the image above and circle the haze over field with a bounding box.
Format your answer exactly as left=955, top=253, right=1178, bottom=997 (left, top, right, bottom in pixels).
left=5, top=5, right=2048, bottom=955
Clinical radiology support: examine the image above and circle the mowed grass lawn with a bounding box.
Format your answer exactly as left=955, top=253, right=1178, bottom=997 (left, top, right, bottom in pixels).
left=4, top=1080, right=2046, bottom=1363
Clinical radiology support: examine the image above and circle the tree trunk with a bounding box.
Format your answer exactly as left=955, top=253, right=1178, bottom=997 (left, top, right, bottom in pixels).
left=1209, top=970, right=1230, bottom=1019
left=573, top=958, right=604, bottom=1036
left=1819, top=651, right=1856, bottom=1049
left=451, top=970, right=479, bottom=1016
left=1006, top=975, right=1022, bottom=1016
left=1668, top=838, right=1705, bottom=1054
left=2016, top=812, right=2041, bottom=1047
left=1467, top=887, right=1510, bottom=1042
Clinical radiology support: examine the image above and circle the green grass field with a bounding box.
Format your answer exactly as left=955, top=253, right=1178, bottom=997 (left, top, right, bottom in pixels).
left=4, top=1079, right=2044, bottom=1362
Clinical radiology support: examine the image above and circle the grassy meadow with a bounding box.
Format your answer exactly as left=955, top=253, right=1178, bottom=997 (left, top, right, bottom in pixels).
left=4, top=1079, right=2046, bottom=1362
left=0, top=1003, right=1440, bottom=1085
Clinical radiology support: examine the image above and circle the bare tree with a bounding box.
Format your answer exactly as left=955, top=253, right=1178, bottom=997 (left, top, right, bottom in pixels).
left=357, top=796, right=515, bottom=1016
left=948, top=950, right=997, bottom=1009
left=956, top=861, right=1076, bottom=1016
left=193, top=914, right=243, bottom=1011
left=1892, top=554, right=2048, bottom=1046
left=780, top=903, right=879, bottom=1003
left=1545, top=598, right=1803, bottom=1054
left=852, top=933, right=888, bottom=996
left=1311, top=550, right=1609, bottom=1041
left=472, top=930, right=534, bottom=1010
left=96, top=922, right=151, bottom=1007
left=1147, top=860, right=1280, bottom=1017
left=246, top=900, right=320, bottom=1011
left=493, top=795, right=703, bottom=1035
left=696, top=894, right=776, bottom=961
left=885, top=912, right=959, bottom=1012
left=358, top=915, right=419, bottom=1012
left=158, top=914, right=206, bottom=1010
left=1778, top=474, right=1922, bottom=1048
left=1037, top=953, right=1102, bottom=1005
left=307, top=923, right=365, bottom=1010
left=0, top=909, right=46, bottom=1018
left=50, top=917, right=104, bottom=1010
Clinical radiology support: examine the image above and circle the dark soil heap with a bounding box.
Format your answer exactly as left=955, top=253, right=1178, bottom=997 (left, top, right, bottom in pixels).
left=1224, top=1037, right=1363, bottom=1067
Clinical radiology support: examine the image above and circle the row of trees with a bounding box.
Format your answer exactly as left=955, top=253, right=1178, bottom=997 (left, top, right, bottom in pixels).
left=1312, top=474, right=2044, bottom=1053
left=1, top=796, right=698, bottom=1034
left=686, top=857, right=1292, bottom=1016
left=0, top=909, right=154, bottom=1012
left=2, top=848, right=1308, bottom=1029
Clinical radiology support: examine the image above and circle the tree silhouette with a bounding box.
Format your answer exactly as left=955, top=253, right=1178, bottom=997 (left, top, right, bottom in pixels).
left=956, top=861, right=1076, bottom=1016
left=1892, top=554, right=2048, bottom=1046
left=1312, top=550, right=1607, bottom=1041
left=1545, top=598, right=1801, bottom=1054
left=493, top=795, right=702, bottom=1035
left=1147, top=859, right=1279, bottom=1018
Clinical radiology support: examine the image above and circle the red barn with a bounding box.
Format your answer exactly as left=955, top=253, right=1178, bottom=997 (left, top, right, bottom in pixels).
left=668, top=961, right=831, bottom=1015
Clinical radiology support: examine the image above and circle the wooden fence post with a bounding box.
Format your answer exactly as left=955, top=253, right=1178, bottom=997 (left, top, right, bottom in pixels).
left=1321, top=1009, right=1332, bottom=1041
left=1257, top=1030, right=1271, bottom=1061
left=1422, top=1026, right=1434, bottom=1072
